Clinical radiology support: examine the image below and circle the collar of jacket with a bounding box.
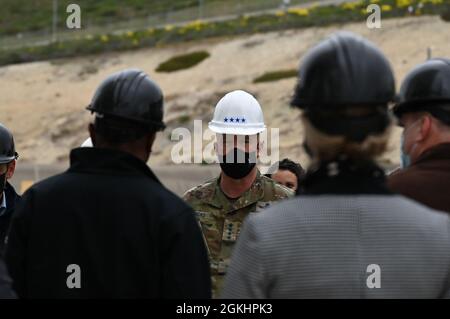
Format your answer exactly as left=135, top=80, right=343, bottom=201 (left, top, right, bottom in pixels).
left=0, top=182, right=20, bottom=219
left=414, top=142, right=450, bottom=167
left=301, top=155, right=391, bottom=195
left=203, top=170, right=265, bottom=213
left=68, top=147, right=161, bottom=184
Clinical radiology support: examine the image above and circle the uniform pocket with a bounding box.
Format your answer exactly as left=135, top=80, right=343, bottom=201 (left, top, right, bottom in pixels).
left=195, top=211, right=222, bottom=258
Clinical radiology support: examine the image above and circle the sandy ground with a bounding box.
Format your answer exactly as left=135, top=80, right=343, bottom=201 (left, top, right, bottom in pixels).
left=0, top=15, right=449, bottom=169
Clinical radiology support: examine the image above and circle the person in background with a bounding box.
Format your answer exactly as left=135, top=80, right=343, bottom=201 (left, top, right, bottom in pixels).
left=0, top=123, right=20, bottom=256
left=265, top=158, right=305, bottom=194
left=388, top=59, right=450, bottom=213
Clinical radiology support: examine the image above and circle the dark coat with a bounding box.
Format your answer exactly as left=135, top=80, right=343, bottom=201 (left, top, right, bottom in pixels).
left=0, top=182, right=21, bottom=256
left=388, top=143, right=450, bottom=213
left=5, top=147, right=211, bottom=298
left=0, top=256, right=16, bottom=298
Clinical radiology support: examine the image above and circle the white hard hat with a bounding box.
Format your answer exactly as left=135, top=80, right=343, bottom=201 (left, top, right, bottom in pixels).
left=208, top=90, right=266, bottom=135
left=81, top=137, right=93, bottom=147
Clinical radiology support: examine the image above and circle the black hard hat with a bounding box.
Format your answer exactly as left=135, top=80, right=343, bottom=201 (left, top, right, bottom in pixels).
left=87, top=69, right=166, bottom=131
left=393, top=58, right=450, bottom=124
left=0, top=123, right=18, bottom=164
left=291, top=31, right=395, bottom=109
left=291, top=31, right=395, bottom=141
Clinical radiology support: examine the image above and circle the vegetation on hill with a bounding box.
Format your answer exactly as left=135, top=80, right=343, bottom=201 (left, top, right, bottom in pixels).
left=253, top=69, right=298, bottom=83
left=0, top=0, right=448, bottom=67
left=156, top=51, right=210, bottom=72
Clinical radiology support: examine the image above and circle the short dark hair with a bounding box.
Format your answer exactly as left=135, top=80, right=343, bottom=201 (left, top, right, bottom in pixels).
left=94, top=115, right=155, bottom=144
left=266, top=158, right=305, bottom=194
left=277, top=158, right=305, bottom=181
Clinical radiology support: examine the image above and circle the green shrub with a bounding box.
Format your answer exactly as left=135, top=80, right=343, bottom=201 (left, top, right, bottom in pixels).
left=253, top=69, right=297, bottom=83
left=155, top=51, right=210, bottom=72
left=178, top=114, right=191, bottom=123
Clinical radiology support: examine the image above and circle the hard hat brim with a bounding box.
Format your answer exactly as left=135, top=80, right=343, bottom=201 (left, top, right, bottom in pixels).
left=0, top=155, right=17, bottom=164
left=208, top=122, right=266, bottom=135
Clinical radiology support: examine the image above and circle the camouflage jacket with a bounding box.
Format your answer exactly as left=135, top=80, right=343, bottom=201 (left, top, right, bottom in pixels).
left=183, top=170, right=294, bottom=297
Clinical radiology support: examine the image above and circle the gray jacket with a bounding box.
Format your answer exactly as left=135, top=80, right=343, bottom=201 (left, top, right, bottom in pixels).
left=222, top=195, right=450, bottom=298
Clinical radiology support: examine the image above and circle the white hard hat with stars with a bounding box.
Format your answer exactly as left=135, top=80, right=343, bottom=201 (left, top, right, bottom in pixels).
left=208, top=90, right=266, bottom=135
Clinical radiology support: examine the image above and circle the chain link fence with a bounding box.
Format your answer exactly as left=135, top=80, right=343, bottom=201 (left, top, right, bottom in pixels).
left=0, top=0, right=315, bottom=50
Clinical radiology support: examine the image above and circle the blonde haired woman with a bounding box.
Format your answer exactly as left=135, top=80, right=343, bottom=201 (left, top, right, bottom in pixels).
left=222, top=32, right=450, bottom=299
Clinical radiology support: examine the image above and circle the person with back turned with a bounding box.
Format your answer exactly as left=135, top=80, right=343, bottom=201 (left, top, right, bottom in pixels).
left=5, top=69, right=211, bottom=298
left=222, top=32, right=450, bottom=299
left=0, top=256, right=15, bottom=298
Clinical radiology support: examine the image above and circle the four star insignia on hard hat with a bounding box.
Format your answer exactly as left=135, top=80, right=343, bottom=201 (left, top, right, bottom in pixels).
left=223, top=117, right=246, bottom=123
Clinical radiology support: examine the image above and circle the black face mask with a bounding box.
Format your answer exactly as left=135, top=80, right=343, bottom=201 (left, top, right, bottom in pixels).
left=220, top=148, right=256, bottom=179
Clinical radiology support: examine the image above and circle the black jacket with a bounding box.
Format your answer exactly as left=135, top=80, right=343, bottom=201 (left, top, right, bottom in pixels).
left=0, top=182, right=21, bottom=256
left=0, top=256, right=16, bottom=298
left=5, top=147, right=211, bottom=298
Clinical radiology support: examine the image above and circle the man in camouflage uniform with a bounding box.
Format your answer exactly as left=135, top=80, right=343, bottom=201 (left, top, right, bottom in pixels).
left=183, top=90, right=294, bottom=297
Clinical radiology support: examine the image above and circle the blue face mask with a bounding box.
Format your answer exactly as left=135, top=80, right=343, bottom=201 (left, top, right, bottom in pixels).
left=400, top=134, right=411, bottom=169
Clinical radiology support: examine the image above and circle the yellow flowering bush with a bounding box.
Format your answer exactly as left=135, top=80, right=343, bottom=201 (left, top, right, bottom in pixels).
left=341, top=1, right=363, bottom=10
left=287, top=8, right=310, bottom=16
left=396, top=0, right=412, bottom=8
left=184, top=20, right=207, bottom=31
left=422, top=0, right=443, bottom=4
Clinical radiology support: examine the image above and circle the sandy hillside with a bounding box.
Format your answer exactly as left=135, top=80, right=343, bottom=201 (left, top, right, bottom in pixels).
left=0, top=15, right=449, bottom=169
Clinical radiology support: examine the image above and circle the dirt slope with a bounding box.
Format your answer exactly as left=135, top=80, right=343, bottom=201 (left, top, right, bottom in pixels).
left=0, top=15, right=449, bottom=169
